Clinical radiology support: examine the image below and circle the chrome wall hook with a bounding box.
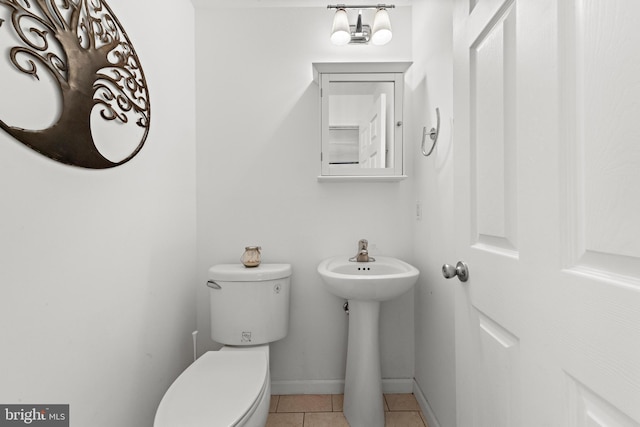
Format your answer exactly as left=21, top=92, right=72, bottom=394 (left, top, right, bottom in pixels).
left=421, top=107, right=440, bottom=157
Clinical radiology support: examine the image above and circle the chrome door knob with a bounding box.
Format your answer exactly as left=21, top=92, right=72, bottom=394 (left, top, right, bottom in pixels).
left=442, top=261, right=469, bottom=282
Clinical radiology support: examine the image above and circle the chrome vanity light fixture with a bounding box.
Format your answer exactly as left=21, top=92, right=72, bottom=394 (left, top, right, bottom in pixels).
left=328, top=4, right=395, bottom=45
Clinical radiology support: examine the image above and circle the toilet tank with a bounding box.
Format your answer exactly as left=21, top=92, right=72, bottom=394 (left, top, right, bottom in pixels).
left=207, top=264, right=292, bottom=346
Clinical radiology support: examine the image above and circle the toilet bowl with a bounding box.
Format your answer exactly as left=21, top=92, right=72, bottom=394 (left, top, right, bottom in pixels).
left=154, top=345, right=271, bottom=427
left=154, top=264, right=292, bottom=427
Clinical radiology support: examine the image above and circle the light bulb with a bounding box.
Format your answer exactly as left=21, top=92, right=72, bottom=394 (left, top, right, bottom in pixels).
left=331, top=8, right=351, bottom=45
left=371, top=8, right=392, bottom=45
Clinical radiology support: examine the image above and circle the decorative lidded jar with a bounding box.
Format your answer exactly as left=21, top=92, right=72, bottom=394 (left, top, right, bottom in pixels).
left=241, top=246, right=261, bottom=268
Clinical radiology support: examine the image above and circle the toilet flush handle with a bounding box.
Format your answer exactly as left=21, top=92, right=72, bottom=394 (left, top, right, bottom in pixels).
left=206, top=280, right=222, bottom=290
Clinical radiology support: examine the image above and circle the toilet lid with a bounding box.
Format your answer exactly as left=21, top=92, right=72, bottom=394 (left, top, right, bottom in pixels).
left=154, top=351, right=268, bottom=427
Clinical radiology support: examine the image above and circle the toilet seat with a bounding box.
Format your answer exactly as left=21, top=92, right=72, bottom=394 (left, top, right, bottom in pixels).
left=154, top=349, right=269, bottom=427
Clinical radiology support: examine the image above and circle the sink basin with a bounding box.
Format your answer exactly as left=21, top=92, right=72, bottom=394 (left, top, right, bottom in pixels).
left=317, top=255, right=419, bottom=427
left=317, top=256, right=419, bottom=301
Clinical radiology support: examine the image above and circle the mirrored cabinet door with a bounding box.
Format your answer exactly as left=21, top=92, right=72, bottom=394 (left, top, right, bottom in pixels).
left=313, top=62, right=411, bottom=181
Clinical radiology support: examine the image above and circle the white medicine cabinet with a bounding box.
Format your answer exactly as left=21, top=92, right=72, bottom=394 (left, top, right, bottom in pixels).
left=313, top=62, right=412, bottom=181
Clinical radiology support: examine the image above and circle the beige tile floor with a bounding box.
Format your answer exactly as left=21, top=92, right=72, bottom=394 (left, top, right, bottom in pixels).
left=266, top=393, right=428, bottom=427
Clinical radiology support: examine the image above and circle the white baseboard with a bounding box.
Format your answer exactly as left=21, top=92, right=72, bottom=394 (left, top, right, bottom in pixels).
left=413, top=379, right=441, bottom=427
left=271, top=378, right=414, bottom=396
left=271, top=379, right=343, bottom=395
left=382, top=378, right=414, bottom=394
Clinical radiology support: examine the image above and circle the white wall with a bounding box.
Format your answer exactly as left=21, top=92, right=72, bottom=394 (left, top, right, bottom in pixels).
left=194, top=5, right=417, bottom=392
left=409, top=2, right=457, bottom=427
left=0, top=1, right=197, bottom=426
left=0, top=1, right=460, bottom=426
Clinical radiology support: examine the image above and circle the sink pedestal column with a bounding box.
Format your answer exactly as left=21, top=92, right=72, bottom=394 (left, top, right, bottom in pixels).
left=343, top=300, right=384, bottom=427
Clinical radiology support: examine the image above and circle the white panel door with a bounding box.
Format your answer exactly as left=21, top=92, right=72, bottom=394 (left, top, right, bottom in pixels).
left=452, top=0, right=640, bottom=426
left=359, top=94, right=386, bottom=168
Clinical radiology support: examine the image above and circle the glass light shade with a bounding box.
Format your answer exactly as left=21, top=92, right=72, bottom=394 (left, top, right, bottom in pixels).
left=331, top=9, right=351, bottom=45
left=371, top=8, right=392, bottom=45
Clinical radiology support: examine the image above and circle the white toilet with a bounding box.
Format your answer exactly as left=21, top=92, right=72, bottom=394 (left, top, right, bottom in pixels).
left=154, top=263, right=292, bottom=427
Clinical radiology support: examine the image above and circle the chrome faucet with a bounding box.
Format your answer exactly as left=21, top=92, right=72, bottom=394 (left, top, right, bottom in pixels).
left=349, top=239, right=376, bottom=262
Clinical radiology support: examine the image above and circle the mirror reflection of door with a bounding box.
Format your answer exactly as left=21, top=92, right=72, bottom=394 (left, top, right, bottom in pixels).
left=358, top=93, right=386, bottom=168
left=327, top=80, right=394, bottom=169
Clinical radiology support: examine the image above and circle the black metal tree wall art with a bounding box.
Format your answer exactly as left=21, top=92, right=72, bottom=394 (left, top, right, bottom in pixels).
left=0, top=0, right=150, bottom=169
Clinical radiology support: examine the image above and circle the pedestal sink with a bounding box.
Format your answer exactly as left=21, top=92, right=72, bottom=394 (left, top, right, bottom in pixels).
left=317, top=256, right=419, bottom=427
